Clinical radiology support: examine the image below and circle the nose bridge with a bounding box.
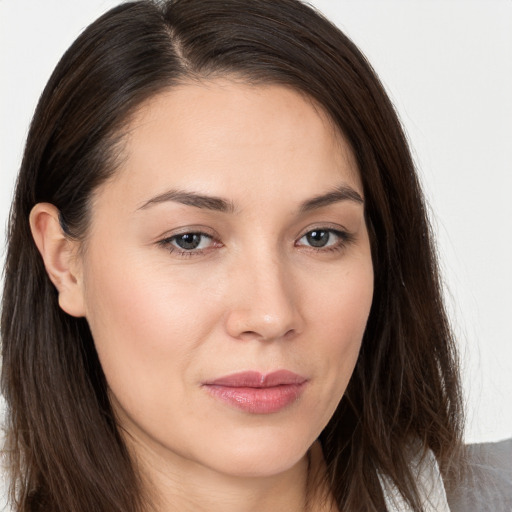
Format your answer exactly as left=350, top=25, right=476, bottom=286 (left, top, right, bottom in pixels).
left=225, top=243, right=301, bottom=341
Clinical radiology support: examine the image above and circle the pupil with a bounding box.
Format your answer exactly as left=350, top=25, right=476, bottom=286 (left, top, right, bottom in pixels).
left=307, top=230, right=329, bottom=247
left=176, top=233, right=201, bottom=250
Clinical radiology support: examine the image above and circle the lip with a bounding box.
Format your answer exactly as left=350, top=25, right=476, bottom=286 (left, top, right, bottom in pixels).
left=202, top=370, right=308, bottom=414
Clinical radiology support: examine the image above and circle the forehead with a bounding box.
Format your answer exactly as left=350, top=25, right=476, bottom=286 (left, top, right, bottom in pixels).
left=102, top=79, right=362, bottom=207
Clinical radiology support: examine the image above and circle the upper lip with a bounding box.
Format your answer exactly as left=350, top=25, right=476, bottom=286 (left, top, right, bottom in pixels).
left=203, top=370, right=307, bottom=388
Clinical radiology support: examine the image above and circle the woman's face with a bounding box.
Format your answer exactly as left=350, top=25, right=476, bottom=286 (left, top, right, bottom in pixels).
left=75, top=80, right=373, bottom=478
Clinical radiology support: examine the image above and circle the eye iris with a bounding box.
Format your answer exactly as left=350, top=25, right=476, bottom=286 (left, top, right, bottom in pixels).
left=175, top=233, right=202, bottom=250
left=306, top=230, right=330, bottom=247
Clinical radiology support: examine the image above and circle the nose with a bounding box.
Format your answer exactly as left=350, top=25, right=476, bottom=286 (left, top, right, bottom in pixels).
left=224, top=251, right=303, bottom=342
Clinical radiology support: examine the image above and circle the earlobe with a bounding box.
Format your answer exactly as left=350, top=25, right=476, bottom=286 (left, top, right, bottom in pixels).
left=29, top=203, right=86, bottom=318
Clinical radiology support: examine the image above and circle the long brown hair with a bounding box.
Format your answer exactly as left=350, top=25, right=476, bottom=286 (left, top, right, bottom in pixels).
left=1, top=1, right=464, bottom=510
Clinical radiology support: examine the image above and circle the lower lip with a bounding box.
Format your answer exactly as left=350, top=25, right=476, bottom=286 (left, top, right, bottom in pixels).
left=204, top=383, right=306, bottom=414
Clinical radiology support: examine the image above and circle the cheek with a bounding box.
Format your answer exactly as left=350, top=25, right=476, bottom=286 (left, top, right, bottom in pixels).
left=308, top=259, right=373, bottom=409
left=81, top=249, right=223, bottom=407
left=313, top=254, right=373, bottom=343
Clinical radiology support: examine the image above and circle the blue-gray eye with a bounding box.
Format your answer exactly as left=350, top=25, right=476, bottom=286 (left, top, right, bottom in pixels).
left=303, top=230, right=333, bottom=247
left=297, top=229, right=352, bottom=251
left=172, top=233, right=210, bottom=250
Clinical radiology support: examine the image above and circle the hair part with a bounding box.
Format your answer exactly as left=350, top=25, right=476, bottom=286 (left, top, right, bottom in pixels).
left=1, top=1, right=464, bottom=511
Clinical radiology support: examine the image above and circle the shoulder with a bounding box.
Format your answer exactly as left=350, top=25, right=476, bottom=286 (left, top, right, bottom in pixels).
left=380, top=449, right=451, bottom=512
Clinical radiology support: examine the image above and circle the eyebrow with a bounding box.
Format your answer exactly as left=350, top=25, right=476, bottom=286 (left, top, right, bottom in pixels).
left=137, top=183, right=363, bottom=214
left=299, top=185, right=364, bottom=212
left=138, top=189, right=236, bottom=213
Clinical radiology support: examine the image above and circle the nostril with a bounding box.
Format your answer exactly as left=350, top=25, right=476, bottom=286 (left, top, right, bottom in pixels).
left=283, top=328, right=296, bottom=339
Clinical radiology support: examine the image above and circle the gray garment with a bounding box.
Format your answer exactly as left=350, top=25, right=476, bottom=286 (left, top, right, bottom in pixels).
left=382, top=439, right=512, bottom=511
left=447, top=439, right=512, bottom=512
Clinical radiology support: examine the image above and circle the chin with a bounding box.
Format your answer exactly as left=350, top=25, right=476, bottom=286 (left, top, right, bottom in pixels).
left=198, top=428, right=313, bottom=478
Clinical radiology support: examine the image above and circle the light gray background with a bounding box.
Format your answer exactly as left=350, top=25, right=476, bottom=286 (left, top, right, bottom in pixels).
left=1, top=0, right=511, bottom=444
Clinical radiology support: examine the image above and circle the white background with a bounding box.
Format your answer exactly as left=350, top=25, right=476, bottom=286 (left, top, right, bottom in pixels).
left=1, top=1, right=511, bottom=444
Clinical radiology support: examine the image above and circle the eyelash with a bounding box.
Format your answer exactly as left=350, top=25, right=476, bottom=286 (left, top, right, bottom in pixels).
left=158, top=228, right=354, bottom=257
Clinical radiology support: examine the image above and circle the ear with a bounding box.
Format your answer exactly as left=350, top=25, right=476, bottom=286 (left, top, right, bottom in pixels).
left=29, top=203, right=86, bottom=317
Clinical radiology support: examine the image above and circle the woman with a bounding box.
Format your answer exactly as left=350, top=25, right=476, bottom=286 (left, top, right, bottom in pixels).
left=1, top=0, right=464, bottom=511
